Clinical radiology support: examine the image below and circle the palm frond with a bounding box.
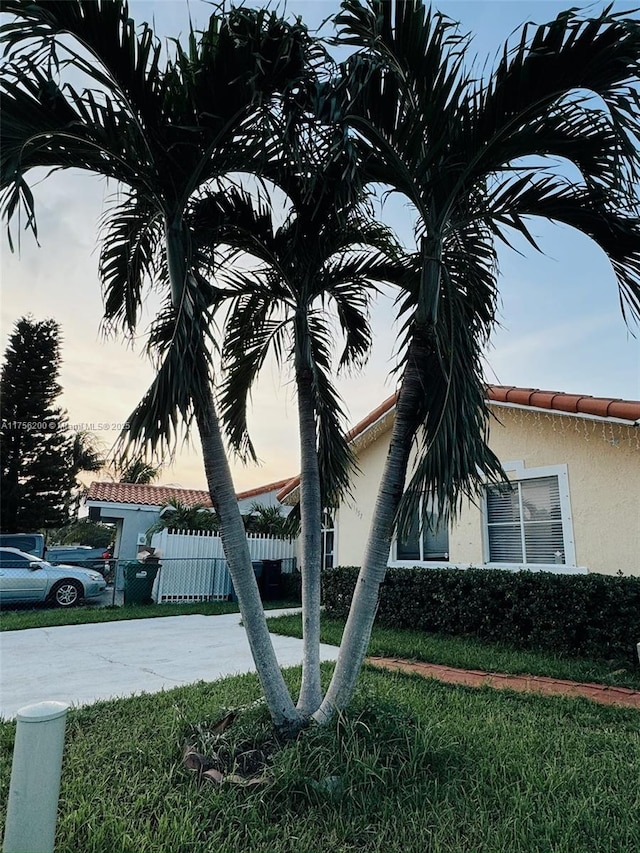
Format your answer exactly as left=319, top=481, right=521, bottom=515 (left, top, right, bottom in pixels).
left=219, top=282, right=292, bottom=462
left=99, top=191, right=164, bottom=336
left=188, top=186, right=283, bottom=276
left=116, top=275, right=217, bottom=458
left=319, top=250, right=405, bottom=371
left=1, top=0, right=165, bottom=112
left=393, top=213, right=502, bottom=534
left=0, top=63, right=150, bottom=246
left=486, top=177, right=640, bottom=324
left=469, top=7, right=640, bottom=177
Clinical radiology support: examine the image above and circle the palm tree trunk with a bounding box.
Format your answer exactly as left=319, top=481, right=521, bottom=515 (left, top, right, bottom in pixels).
left=166, top=222, right=300, bottom=731
left=195, top=389, right=302, bottom=731
left=314, top=336, right=428, bottom=724
left=295, top=355, right=324, bottom=714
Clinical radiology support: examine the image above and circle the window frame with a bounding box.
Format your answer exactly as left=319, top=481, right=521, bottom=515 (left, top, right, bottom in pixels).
left=321, top=510, right=336, bottom=570
left=482, top=462, right=576, bottom=568
left=390, top=495, right=450, bottom=566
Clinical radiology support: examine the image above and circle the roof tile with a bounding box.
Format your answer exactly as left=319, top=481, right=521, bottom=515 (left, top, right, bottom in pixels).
left=236, top=478, right=295, bottom=501
left=86, top=482, right=212, bottom=507
left=86, top=477, right=297, bottom=508
left=277, top=384, right=640, bottom=501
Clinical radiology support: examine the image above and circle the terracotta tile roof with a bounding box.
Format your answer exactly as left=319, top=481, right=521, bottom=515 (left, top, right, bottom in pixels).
left=488, top=386, right=640, bottom=422
left=345, top=393, right=398, bottom=443
left=276, top=385, right=640, bottom=502
left=236, top=478, right=295, bottom=501
left=86, top=477, right=297, bottom=508
left=86, top=482, right=212, bottom=507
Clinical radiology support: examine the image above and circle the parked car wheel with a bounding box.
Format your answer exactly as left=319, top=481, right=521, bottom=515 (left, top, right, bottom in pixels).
left=50, top=580, right=83, bottom=608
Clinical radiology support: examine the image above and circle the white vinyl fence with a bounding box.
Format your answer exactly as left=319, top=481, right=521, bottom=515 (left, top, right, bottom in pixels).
left=150, top=529, right=298, bottom=602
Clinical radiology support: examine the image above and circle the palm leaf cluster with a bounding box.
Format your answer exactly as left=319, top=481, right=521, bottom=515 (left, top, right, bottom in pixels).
left=1, top=0, right=313, bottom=455
left=331, top=0, right=640, bottom=532
left=314, top=0, right=640, bottom=722
left=211, top=182, right=402, bottom=508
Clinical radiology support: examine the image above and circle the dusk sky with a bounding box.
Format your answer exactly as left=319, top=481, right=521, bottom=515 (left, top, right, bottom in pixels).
left=1, top=0, right=639, bottom=492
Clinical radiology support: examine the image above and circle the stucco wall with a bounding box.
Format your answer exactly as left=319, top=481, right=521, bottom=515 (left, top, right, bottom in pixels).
left=336, top=407, right=640, bottom=576
left=238, top=489, right=291, bottom=514
left=90, top=504, right=160, bottom=561
left=337, top=422, right=395, bottom=567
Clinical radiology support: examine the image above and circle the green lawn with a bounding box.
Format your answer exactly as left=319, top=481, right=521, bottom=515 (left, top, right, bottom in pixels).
left=3, top=601, right=638, bottom=690
left=268, top=614, right=640, bottom=691
left=0, top=599, right=297, bottom=632
left=1, top=667, right=638, bottom=853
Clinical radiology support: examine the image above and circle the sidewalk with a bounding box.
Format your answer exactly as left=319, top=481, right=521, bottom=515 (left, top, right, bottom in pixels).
left=366, top=657, right=640, bottom=709
left=0, top=609, right=337, bottom=719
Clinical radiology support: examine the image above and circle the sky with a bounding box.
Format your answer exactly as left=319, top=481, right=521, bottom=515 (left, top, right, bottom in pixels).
left=1, top=0, right=639, bottom=493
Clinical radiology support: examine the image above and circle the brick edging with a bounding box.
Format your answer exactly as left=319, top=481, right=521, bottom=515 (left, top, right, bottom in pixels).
left=366, top=657, right=640, bottom=709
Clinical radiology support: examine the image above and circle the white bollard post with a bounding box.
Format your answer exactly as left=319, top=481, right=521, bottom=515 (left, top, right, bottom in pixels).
left=3, top=701, right=69, bottom=853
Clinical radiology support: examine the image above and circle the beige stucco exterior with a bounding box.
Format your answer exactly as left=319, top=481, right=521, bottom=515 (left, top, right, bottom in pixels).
left=334, top=404, right=640, bottom=576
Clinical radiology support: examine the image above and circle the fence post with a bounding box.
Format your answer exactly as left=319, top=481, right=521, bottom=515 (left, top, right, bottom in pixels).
left=3, top=701, right=69, bottom=853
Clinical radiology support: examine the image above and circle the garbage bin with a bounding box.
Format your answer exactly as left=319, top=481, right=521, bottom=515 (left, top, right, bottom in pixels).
left=261, top=559, right=282, bottom=601
left=229, top=562, right=264, bottom=602
left=123, top=560, right=160, bottom=605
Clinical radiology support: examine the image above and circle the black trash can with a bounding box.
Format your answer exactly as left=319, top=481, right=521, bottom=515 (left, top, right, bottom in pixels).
left=261, top=559, right=283, bottom=601
left=229, top=561, right=264, bottom=602
left=123, top=560, right=160, bottom=605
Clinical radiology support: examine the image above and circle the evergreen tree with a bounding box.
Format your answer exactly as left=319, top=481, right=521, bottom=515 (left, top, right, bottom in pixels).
left=0, top=316, right=76, bottom=532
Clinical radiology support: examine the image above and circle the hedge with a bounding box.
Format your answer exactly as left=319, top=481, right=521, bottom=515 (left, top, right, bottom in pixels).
left=281, top=569, right=302, bottom=603
left=322, top=566, right=640, bottom=664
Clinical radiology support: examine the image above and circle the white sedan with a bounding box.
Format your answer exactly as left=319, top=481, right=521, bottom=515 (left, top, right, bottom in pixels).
left=0, top=547, right=106, bottom=608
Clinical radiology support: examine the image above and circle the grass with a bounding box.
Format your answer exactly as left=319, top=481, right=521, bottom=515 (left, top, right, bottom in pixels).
left=267, top=614, right=640, bottom=691
left=4, top=599, right=638, bottom=689
left=1, top=666, right=638, bottom=853
left=0, top=599, right=297, bottom=632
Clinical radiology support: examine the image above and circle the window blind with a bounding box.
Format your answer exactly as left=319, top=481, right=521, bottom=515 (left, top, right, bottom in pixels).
left=487, top=476, right=564, bottom=564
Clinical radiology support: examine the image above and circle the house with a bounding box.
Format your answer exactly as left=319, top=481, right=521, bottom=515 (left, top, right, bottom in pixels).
left=277, top=386, right=640, bottom=577
left=236, top=478, right=294, bottom=514
left=85, top=478, right=292, bottom=563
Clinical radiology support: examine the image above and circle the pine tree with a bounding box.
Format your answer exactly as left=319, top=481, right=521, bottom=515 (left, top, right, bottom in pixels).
left=0, top=316, right=76, bottom=532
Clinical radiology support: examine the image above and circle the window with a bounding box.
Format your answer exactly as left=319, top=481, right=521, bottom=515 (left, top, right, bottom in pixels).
left=485, top=467, right=574, bottom=565
left=395, top=498, right=449, bottom=562
left=321, top=511, right=335, bottom=569
left=0, top=549, right=31, bottom=567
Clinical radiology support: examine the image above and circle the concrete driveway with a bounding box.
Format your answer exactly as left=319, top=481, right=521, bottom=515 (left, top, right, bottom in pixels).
left=0, top=610, right=339, bottom=719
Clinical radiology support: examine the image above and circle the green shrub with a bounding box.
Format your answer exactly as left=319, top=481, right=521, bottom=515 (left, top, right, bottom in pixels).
left=322, top=566, right=640, bottom=664
left=281, top=570, right=302, bottom=602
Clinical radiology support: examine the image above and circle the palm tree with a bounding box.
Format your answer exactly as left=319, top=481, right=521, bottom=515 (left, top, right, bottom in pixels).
left=243, top=502, right=289, bottom=538
left=68, top=429, right=105, bottom=516
left=315, top=0, right=640, bottom=722
left=188, top=132, right=404, bottom=712
left=1, top=0, right=312, bottom=729
left=146, top=498, right=219, bottom=536
left=116, top=458, right=161, bottom=485
left=70, top=431, right=104, bottom=479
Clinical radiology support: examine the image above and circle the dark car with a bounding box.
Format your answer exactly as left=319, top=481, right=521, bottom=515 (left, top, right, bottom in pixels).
left=0, top=533, right=46, bottom=559
left=46, top=546, right=112, bottom=577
